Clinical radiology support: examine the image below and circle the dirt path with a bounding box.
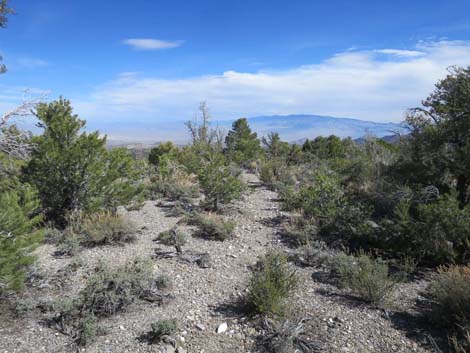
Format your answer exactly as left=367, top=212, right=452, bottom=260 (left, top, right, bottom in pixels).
left=0, top=172, right=433, bottom=353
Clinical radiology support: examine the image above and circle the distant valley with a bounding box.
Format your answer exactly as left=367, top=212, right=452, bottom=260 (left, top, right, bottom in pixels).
left=104, top=114, right=405, bottom=147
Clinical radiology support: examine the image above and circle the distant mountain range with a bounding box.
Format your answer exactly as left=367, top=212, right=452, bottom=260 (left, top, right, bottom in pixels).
left=104, top=114, right=406, bottom=147
left=229, top=114, right=404, bottom=141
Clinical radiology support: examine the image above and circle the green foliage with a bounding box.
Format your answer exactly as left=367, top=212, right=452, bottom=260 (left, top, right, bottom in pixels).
left=319, top=202, right=375, bottom=249
left=248, top=251, right=298, bottom=316
left=380, top=196, right=470, bottom=265
left=426, top=265, right=470, bottom=352
left=0, top=186, right=43, bottom=294
left=331, top=251, right=398, bottom=305
left=302, top=135, right=349, bottom=160
left=282, top=168, right=344, bottom=222
left=188, top=212, right=236, bottom=241
left=148, top=141, right=178, bottom=167
left=197, top=152, right=245, bottom=211
left=76, top=314, right=98, bottom=346
left=0, top=0, right=14, bottom=28
left=149, top=319, right=178, bottom=343
left=262, top=132, right=290, bottom=160
left=225, top=118, right=261, bottom=165
left=178, top=103, right=244, bottom=211
left=397, top=66, right=470, bottom=207
left=23, top=98, right=143, bottom=227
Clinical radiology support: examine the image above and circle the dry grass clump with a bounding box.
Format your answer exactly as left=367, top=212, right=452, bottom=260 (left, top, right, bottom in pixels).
left=188, top=212, right=236, bottom=241
left=281, top=215, right=318, bottom=247
left=426, top=265, right=470, bottom=352
left=55, top=212, right=137, bottom=255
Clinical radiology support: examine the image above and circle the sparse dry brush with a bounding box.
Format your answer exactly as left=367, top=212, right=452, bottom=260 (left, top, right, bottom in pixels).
left=55, top=212, right=137, bottom=255
left=426, top=265, right=470, bottom=352
left=188, top=212, right=236, bottom=241
left=52, top=258, right=159, bottom=346
left=329, top=251, right=398, bottom=306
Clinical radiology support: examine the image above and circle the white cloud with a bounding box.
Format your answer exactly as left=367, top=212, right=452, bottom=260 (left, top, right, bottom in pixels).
left=373, top=49, right=426, bottom=57
left=122, top=38, right=183, bottom=50
left=72, top=40, right=470, bottom=139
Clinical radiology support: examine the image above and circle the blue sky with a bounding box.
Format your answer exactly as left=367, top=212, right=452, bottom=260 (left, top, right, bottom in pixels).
left=2, top=0, right=470, bottom=140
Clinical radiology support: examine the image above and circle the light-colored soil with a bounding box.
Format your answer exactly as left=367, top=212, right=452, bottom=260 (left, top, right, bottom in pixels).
left=0, top=173, right=435, bottom=353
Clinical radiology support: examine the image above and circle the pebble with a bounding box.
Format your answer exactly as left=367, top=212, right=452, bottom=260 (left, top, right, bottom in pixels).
left=217, top=322, right=228, bottom=333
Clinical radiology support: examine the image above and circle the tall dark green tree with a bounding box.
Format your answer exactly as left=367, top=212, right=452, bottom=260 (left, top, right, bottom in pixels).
left=396, top=66, right=470, bottom=207
left=23, top=98, right=143, bottom=227
left=225, top=118, right=261, bottom=165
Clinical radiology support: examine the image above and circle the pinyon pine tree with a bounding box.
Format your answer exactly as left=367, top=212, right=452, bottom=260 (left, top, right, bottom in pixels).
left=225, top=118, right=261, bottom=165
left=23, top=98, right=143, bottom=227
left=0, top=185, right=43, bottom=294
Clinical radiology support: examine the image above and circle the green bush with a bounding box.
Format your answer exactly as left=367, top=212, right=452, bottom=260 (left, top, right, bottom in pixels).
left=0, top=186, right=43, bottom=294
left=379, top=196, right=470, bottom=265
left=76, top=314, right=98, bottom=346
left=23, top=98, right=143, bottom=227
left=149, top=318, right=177, bottom=343
left=331, top=251, right=398, bottom=305
left=248, top=252, right=298, bottom=316
left=148, top=141, right=178, bottom=167
left=282, top=169, right=344, bottom=223
left=189, top=212, right=236, bottom=241
left=426, top=265, right=470, bottom=352
left=319, top=202, right=375, bottom=249
left=197, top=152, right=245, bottom=211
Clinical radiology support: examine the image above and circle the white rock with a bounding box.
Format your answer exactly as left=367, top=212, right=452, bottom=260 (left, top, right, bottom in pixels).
left=217, top=322, right=228, bottom=333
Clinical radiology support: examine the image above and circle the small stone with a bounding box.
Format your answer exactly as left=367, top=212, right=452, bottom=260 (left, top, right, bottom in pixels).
left=119, top=325, right=125, bottom=330
left=195, top=323, right=206, bottom=331
left=217, top=322, right=228, bottom=333
left=160, top=345, right=175, bottom=353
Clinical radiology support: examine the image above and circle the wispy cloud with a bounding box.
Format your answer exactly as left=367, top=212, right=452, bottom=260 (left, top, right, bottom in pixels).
left=72, top=40, right=470, bottom=140
left=373, top=49, right=426, bottom=57
left=122, top=38, right=184, bottom=50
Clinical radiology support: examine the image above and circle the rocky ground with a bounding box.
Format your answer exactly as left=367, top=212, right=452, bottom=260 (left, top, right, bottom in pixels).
left=0, top=173, right=438, bottom=353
